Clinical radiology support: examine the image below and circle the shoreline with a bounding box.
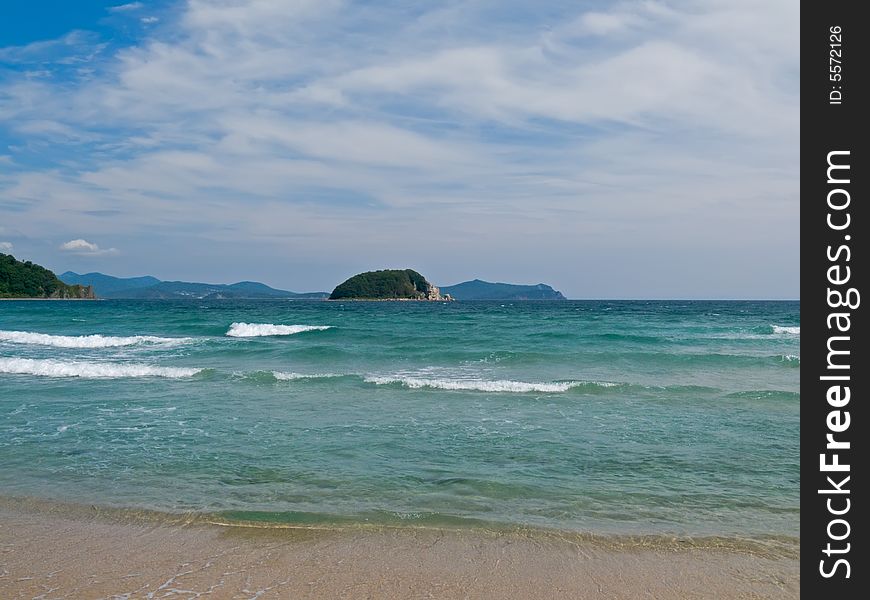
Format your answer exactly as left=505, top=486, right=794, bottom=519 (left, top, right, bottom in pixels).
left=0, top=495, right=802, bottom=554
left=0, top=496, right=799, bottom=599
left=326, top=297, right=452, bottom=301
left=0, top=297, right=99, bottom=301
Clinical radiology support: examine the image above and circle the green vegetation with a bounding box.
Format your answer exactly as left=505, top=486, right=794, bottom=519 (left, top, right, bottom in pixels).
left=0, top=253, right=94, bottom=299
left=330, top=269, right=437, bottom=300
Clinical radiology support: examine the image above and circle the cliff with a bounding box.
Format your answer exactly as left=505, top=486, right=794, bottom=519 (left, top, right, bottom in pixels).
left=330, top=269, right=450, bottom=300
left=1, top=253, right=95, bottom=299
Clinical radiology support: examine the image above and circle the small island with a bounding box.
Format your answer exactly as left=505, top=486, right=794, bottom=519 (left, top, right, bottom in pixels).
left=1, top=253, right=94, bottom=299
left=329, top=269, right=452, bottom=301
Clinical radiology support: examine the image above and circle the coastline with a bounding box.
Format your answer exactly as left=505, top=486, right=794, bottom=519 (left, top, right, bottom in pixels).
left=0, top=497, right=799, bottom=599
left=0, top=297, right=99, bottom=301
left=326, top=297, right=451, bottom=301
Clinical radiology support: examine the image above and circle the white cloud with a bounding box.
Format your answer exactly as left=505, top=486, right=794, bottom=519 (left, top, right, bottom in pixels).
left=60, top=239, right=99, bottom=252
left=218, top=117, right=477, bottom=168
left=0, top=241, right=13, bottom=252
left=141, top=17, right=160, bottom=25
left=109, top=2, right=143, bottom=12
left=182, top=0, right=342, bottom=37
left=59, top=239, right=118, bottom=255
left=574, top=11, right=641, bottom=36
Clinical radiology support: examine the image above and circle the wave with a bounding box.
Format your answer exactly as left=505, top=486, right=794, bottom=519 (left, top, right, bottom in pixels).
left=252, top=372, right=720, bottom=396
left=0, top=357, right=202, bottom=379
left=366, top=376, right=726, bottom=396
left=771, top=325, right=800, bottom=335
left=364, top=376, right=600, bottom=393
left=0, top=330, right=190, bottom=348
left=590, top=332, right=667, bottom=344
left=226, top=323, right=333, bottom=337
left=230, top=370, right=347, bottom=384
left=272, top=371, right=344, bottom=381
left=365, top=375, right=783, bottom=398
left=725, top=390, right=800, bottom=401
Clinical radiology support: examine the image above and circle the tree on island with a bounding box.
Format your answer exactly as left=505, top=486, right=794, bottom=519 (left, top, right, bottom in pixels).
left=329, top=269, right=447, bottom=300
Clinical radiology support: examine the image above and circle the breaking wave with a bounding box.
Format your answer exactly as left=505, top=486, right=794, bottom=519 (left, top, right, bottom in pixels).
left=771, top=325, right=800, bottom=335
left=0, top=357, right=202, bottom=379
left=364, top=376, right=600, bottom=393
left=0, top=330, right=190, bottom=348
left=226, top=323, right=333, bottom=337
left=272, top=371, right=343, bottom=381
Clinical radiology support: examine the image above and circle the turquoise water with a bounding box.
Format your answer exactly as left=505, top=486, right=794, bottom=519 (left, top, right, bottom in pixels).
left=0, top=300, right=799, bottom=538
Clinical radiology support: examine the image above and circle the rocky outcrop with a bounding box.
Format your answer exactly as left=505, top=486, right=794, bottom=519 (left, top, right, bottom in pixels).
left=425, top=284, right=448, bottom=301
left=50, top=285, right=95, bottom=299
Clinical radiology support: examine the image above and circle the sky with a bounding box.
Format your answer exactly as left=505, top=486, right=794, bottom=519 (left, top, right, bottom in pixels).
left=0, top=0, right=799, bottom=299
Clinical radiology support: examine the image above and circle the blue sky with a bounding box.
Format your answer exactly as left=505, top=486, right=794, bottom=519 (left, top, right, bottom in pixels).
left=0, top=1, right=798, bottom=298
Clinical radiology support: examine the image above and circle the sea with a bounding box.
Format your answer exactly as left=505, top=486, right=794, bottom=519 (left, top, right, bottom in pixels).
left=0, top=299, right=799, bottom=541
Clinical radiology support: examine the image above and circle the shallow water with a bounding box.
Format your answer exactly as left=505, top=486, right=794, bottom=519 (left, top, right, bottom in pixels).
left=0, top=299, right=799, bottom=538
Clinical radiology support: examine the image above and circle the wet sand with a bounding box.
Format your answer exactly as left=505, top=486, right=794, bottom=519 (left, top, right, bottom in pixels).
left=0, top=498, right=799, bottom=599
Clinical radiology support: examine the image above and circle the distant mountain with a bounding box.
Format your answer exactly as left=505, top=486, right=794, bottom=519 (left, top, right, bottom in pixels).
left=59, top=272, right=328, bottom=299
left=60, top=272, right=160, bottom=296
left=2, top=254, right=94, bottom=299
left=55, top=271, right=563, bottom=301
left=440, top=279, right=566, bottom=300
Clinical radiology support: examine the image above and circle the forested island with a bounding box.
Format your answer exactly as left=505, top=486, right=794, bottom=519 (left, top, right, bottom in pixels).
left=0, top=253, right=94, bottom=299
left=330, top=269, right=450, bottom=300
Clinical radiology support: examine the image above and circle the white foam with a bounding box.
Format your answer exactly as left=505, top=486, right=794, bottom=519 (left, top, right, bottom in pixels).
left=771, top=325, right=800, bottom=335
left=0, top=357, right=202, bottom=379
left=364, top=376, right=586, bottom=393
left=0, top=330, right=190, bottom=348
left=226, top=323, right=332, bottom=337
left=272, top=371, right=342, bottom=381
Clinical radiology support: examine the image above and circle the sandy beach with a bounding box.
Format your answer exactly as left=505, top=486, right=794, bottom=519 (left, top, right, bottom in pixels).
left=0, top=498, right=798, bottom=599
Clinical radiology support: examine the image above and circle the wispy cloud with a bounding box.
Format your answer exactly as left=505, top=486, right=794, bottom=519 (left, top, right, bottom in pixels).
left=0, top=0, right=799, bottom=297
left=59, top=239, right=118, bottom=255
left=0, top=30, right=105, bottom=65
left=109, top=2, right=144, bottom=12
left=0, top=242, right=13, bottom=252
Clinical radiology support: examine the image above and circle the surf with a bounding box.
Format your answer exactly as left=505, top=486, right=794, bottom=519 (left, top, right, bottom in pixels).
left=0, top=330, right=191, bottom=348
left=770, top=325, right=800, bottom=335
left=364, top=376, right=594, bottom=393
left=0, top=357, right=202, bottom=378
left=225, top=323, right=333, bottom=337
